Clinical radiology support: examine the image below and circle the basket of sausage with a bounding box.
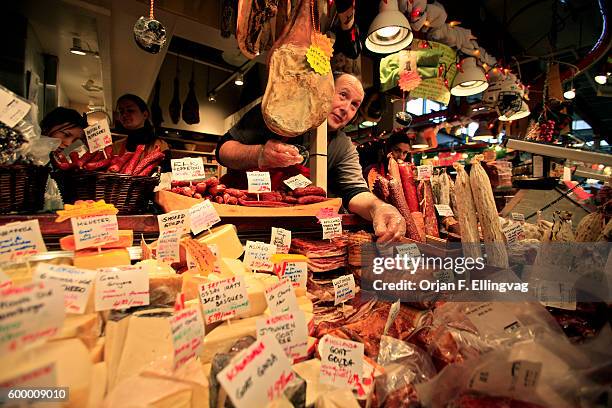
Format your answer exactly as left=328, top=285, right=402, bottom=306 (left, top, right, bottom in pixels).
left=51, top=144, right=163, bottom=214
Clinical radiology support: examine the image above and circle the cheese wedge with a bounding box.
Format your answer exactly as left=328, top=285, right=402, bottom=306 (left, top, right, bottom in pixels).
left=73, top=248, right=131, bottom=269
left=137, top=259, right=183, bottom=306
left=197, top=224, right=243, bottom=259
left=218, top=257, right=249, bottom=276
left=90, top=337, right=105, bottom=363
left=51, top=313, right=102, bottom=349
left=60, top=230, right=133, bottom=251
left=87, top=362, right=107, bottom=408
left=0, top=339, right=93, bottom=407
left=104, top=310, right=132, bottom=390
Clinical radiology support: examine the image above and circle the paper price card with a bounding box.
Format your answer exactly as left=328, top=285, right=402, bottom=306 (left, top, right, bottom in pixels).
left=34, top=263, right=96, bottom=314
left=0, top=88, right=31, bottom=128
left=265, top=280, right=299, bottom=316
left=319, top=335, right=364, bottom=389
left=0, top=282, right=65, bottom=357
left=171, top=157, right=206, bottom=181
left=270, top=227, right=291, bottom=254
left=511, top=212, right=525, bottom=222
left=283, top=174, right=312, bottom=190
left=383, top=299, right=401, bottom=336
left=321, top=217, right=342, bottom=240
left=182, top=238, right=216, bottom=274
left=333, top=274, right=355, bottom=305
left=70, top=214, right=119, bottom=250
left=417, top=165, right=433, bottom=180
left=0, top=362, right=57, bottom=390
left=247, top=171, right=272, bottom=193
left=465, top=302, right=523, bottom=336
left=563, top=166, right=572, bottom=182
left=169, top=306, right=205, bottom=370
left=94, top=266, right=150, bottom=311
left=189, top=200, right=221, bottom=235
left=217, top=334, right=294, bottom=408
left=280, top=261, right=308, bottom=289
left=157, top=228, right=181, bottom=264
left=244, top=241, right=276, bottom=272
left=395, top=243, right=421, bottom=258
left=84, top=119, right=112, bottom=152
left=503, top=223, right=525, bottom=246
left=0, top=220, right=47, bottom=263
left=257, top=311, right=308, bottom=361
left=158, top=209, right=190, bottom=234
left=198, top=275, right=250, bottom=325
left=435, top=204, right=454, bottom=217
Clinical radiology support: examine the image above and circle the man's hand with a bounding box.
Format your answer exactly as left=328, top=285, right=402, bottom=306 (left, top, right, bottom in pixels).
left=258, top=140, right=303, bottom=169
left=371, top=203, right=406, bottom=243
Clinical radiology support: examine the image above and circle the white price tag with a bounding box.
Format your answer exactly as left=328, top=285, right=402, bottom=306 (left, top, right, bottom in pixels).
left=319, top=335, right=364, bottom=389
left=465, top=302, right=523, bottom=336
left=158, top=209, right=190, bottom=234
left=333, top=274, right=355, bottom=305
left=533, top=155, right=544, bottom=178
left=94, top=266, right=150, bottom=311
left=257, top=311, right=309, bottom=361
left=417, top=165, right=433, bottom=180
left=283, top=174, right=312, bottom=190
left=435, top=204, right=454, bottom=217
left=270, top=227, right=291, bottom=254
left=169, top=306, right=205, bottom=370
left=244, top=241, right=276, bottom=272
left=383, top=299, right=401, bottom=336
left=157, top=228, right=181, bottom=264
left=171, top=158, right=206, bottom=181
left=265, top=280, right=299, bottom=316
left=34, top=263, right=97, bottom=314
left=503, top=223, right=524, bottom=246
left=247, top=171, right=272, bottom=193
left=563, top=166, right=572, bottom=182
left=280, top=261, right=308, bottom=289
left=0, top=282, right=65, bottom=357
left=0, top=88, right=31, bottom=128
left=511, top=212, right=525, bottom=222
left=321, top=217, right=343, bottom=240
left=189, top=200, right=221, bottom=235
left=70, top=215, right=119, bottom=250
left=0, top=220, right=47, bottom=263
left=198, top=275, right=250, bottom=324
left=216, top=335, right=294, bottom=408
left=395, top=243, right=421, bottom=258
left=84, top=119, right=112, bottom=153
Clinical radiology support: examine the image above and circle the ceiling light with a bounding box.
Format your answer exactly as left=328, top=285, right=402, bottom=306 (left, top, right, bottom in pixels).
left=365, top=0, right=413, bottom=54
left=499, top=100, right=530, bottom=121
left=594, top=74, right=607, bottom=85
left=563, top=88, right=576, bottom=99
left=473, top=121, right=495, bottom=140
left=234, top=73, right=244, bottom=86
left=208, top=93, right=216, bottom=102
left=411, top=132, right=429, bottom=149
left=70, top=37, right=98, bottom=56
left=450, top=57, right=489, bottom=96
left=359, top=120, right=378, bottom=128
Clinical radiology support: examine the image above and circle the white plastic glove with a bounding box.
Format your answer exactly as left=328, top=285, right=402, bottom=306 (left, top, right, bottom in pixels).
left=371, top=203, right=406, bottom=243
left=257, top=139, right=303, bottom=169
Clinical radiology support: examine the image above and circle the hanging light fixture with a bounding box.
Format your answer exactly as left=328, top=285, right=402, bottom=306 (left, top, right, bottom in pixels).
left=499, top=100, right=530, bottom=121
left=473, top=121, right=495, bottom=140
left=70, top=37, right=98, bottom=56
left=208, top=93, right=216, bottom=102
left=365, top=0, right=413, bottom=54
left=234, top=73, right=244, bottom=86
left=450, top=57, right=489, bottom=96
left=594, top=73, right=608, bottom=85
left=563, top=83, right=576, bottom=100
left=411, top=132, right=429, bottom=149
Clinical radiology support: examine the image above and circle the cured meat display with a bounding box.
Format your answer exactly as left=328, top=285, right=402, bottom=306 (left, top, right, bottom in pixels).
left=237, top=0, right=281, bottom=59
left=261, top=0, right=334, bottom=136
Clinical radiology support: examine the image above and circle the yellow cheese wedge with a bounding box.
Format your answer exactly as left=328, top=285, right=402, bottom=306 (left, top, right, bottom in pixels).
left=197, top=224, right=243, bottom=259
left=89, top=337, right=105, bottom=364
left=73, top=248, right=131, bottom=270
left=218, top=257, right=250, bottom=276
left=103, top=375, right=193, bottom=408
left=87, top=362, right=107, bottom=408
left=51, top=313, right=102, bottom=349
left=0, top=339, right=93, bottom=408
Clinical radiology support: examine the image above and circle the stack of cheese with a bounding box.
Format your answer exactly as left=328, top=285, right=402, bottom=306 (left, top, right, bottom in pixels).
left=59, top=230, right=134, bottom=269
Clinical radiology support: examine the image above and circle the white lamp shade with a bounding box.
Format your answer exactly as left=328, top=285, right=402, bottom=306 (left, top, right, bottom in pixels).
left=451, top=57, right=489, bottom=96
left=365, top=0, right=413, bottom=54
left=473, top=121, right=495, bottom=140
left=499, top=101, right=530, bottom=121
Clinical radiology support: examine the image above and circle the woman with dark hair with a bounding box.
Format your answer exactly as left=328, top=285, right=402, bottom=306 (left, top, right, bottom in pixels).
left=114, top=93, right=169, bottom=156
left=40, top=107, right=88, bottom=151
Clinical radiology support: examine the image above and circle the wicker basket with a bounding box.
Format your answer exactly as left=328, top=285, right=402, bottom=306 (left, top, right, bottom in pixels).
left=52, top=170, right=159, bottom=214
left=0, top=164, right=50, bottom=214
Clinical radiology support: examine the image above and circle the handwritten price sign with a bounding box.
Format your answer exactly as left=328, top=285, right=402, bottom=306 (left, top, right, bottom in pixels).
left=0, top=220, right=47, bottom=263
left=333, top=274, right=355, bottom=305
left=244, top=241, right=276, bottom=272
left=169, top=307, right=205, bottom=370
left=171, top=158, right=206, bottom=181
left=84, top=119, right=112, bottom=152
left=319, top=335, right=364, bottom=389
left=94, top=266, right=149, bottom=311
left=70, top=215, right=119, bottom=250
left=256, top=311, right=308, bottom=361
left=270, top=227, right=291, bottom=254
left=198, top=276, right=250, bottom=324
left=264, top=279, right=299, bottom=316
left=247, top=171, right=272, bottom=193
left=34, top=263, right=96, bottom=314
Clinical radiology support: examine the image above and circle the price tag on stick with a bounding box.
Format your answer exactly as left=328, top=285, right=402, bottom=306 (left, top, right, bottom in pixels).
left=270, top=227, right=291, bottom=254
left=189, top=200, right=220, bottom=235
left=171, top=158, right=206, bottom=181
left=34, top=263, right=96, bottom=314
left=283, top=174, right=312, bottom=190
left=169, top=306, right=205, bottom=370
left=70, top=215, right=119, bottom=250
left=94, top=266, right=149, bottom=311
left=247, top=171, right=272, bottom=194
left=319, top=335, right=364, bottom=389
left=198, top=276, right=250, bottom=324
left=321, top=217, right=342, bottom=240
left=333, top=274, right=355, bottom=305
left=84, top=119, right=112, bottom=153
left=0, top=220, right=47, bottom=263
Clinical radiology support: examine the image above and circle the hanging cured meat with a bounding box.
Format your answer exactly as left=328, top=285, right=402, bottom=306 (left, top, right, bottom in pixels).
left=236, top=0, right=281, bottom=59
left=169, top=54, right=181, bottom=124
left=182, top=59, right=200, bottom=125
left=262, top=0, right=334, bottom=137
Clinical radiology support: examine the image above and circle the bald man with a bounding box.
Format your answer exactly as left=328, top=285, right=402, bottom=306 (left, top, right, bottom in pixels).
left=216, top=73, right=406, bottom=242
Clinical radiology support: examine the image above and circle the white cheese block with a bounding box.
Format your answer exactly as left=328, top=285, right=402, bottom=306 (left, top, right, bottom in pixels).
left=87, top=362, right=107, bottom=408
left=113, top=308, right=174, bottom=388
left=0, top=338, right=92, bottom=407
left=51, top=313, right=102, bottom=349
left=197, top=224, right=243, bottom=259
left=103, top=375, right=193, bottom=408
left=104, top=311, right=132, bottom=390
left=218, top=257, right=249, bottom=276
left=90, top=337, right=105, bottom=363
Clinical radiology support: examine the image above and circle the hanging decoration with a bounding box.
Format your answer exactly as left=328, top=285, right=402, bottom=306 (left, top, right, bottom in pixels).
left=133, top=0, right=167, bottom=54
left=306, top=0, right=333, bottom=75
left=398, top=70, right=422, bottom=92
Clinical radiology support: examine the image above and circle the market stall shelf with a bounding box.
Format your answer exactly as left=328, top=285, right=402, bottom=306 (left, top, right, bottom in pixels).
left=155, top=189, right=342, bottom=217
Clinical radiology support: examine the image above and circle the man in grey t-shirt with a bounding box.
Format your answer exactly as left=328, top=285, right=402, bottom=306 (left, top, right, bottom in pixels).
left=216, top=73, right=405, bottom=243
